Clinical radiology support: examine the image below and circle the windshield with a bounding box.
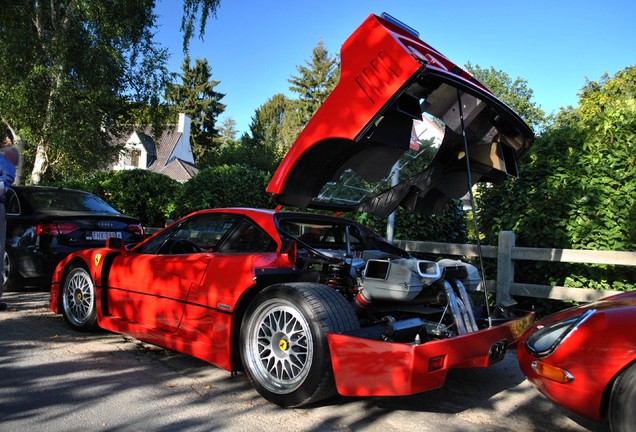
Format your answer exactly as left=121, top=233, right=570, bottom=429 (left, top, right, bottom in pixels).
left=277, top=215, right=409, bottom=259
left=24, top=189, right=121, bottom=214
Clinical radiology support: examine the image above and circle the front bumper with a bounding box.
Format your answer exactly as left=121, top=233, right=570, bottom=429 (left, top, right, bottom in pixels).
left=328, top=312, right=534, bottom=396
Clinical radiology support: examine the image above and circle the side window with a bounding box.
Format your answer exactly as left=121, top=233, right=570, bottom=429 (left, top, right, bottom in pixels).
left=135, top=213, right=241, bottom=255
left=6, top=189, right=20, bottom=215
left=218, top=219, right=277, bottom=253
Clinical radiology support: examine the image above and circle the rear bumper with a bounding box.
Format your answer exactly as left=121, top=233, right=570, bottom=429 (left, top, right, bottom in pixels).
left=328, top=312, right=534, bottom=396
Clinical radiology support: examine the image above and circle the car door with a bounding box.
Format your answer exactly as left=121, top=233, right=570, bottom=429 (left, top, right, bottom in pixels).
left=185, top=218, right=279, bottom=310
left=104, top=213, right=240, bottom=332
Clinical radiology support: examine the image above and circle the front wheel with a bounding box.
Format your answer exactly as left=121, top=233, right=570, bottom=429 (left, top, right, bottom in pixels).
left=61, top=263, right=98, bottom=332
left=609, top=362, right=636, bottom=432
left=240, top=283, right=359, bottom=407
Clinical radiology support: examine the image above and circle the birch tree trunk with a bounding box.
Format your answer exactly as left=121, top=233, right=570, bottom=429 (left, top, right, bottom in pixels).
left=30, top=144, right=48, bottom=185
left=28, top=0, right=74, bottom=185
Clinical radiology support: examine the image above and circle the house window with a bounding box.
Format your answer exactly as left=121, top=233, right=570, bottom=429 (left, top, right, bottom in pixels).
left=123, top=148, right=142, bottom=168
left=131, top=149, right=141, bottom=167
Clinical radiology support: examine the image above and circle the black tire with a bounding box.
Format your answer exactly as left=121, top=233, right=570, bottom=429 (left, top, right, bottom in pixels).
left=609, top=362, right=636, bottom=432
left=3, top=250, right=24, bottom=292
left=60, top=263, right=98, bottom=332
left=240, top=282, right=359, bottom=407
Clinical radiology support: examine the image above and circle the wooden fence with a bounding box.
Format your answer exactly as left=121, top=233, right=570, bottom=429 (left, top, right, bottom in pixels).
left=396, top=231, right=636, bottom=306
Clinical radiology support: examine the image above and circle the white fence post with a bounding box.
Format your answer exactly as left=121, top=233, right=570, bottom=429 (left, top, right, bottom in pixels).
left=496, top=231, right=516, bottom=306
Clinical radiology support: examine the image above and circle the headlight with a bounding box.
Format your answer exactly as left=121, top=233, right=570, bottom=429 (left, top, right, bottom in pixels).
left=526, top=309, right=594, bottom=357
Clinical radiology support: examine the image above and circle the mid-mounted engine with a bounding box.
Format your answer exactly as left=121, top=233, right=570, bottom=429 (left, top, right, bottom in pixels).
left=353, top=257, right=482, bottom=341
left=279, top=216, right=491, bottom=344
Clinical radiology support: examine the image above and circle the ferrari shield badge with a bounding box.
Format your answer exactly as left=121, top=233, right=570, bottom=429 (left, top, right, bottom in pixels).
left=94, top=254, right=102, bottom=266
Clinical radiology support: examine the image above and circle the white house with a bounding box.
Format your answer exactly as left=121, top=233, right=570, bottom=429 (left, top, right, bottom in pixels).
left=112, top=113, right=199, bottom=182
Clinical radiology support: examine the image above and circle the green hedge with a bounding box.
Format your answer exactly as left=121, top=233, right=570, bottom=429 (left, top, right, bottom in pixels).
left=57, top=170, right=180, bottom=227
left=173, top=164, right=274, bottom=218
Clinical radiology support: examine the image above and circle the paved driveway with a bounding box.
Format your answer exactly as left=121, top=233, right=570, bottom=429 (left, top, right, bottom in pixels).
left=0, top=291, right=609, bottom=432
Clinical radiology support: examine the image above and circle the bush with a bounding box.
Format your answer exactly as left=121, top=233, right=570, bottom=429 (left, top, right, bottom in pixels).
left=174, top=164, right=274, bottom=217
left=356, top=201, right=467, bottom=244
left=477, top=67, right=636, bottom=296
left=55, top=170, right=181, bottom=227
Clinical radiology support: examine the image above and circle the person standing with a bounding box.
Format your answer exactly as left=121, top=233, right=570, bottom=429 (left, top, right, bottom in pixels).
left=0, top=145, right=20, bottom=311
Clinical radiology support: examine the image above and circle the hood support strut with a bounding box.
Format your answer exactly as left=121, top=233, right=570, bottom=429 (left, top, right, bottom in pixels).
left=456, top=89, right=493, bottom=328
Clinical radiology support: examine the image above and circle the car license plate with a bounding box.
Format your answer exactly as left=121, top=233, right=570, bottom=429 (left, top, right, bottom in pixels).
left=91, top=231, right=122, bottom=241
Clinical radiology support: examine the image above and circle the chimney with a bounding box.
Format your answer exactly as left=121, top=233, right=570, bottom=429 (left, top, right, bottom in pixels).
left=177, top=113, right=195, bottom=165
left=178, top=113, right=191, bottom=138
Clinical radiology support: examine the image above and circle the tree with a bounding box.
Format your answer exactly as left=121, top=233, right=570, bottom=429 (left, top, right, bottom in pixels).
left=174, top=164, right=273, bottom=217
left=180, top=0, right=220, bottom=53
left=248, top=94, right=288, bottom=150
left=165, top=56, right=226, bottom=166
left=477, top=66, right=636, bottom=293
left=282, top=40, right=340, bottom=151
left=288, top=40, right=340, bottom=120
left=0, top=1, right=165, bottom=184
left=218, top=117, right=238, bottom=147
left=0, top=0, right=221, bottom=184
left=465, top=62, right=546, bottom=132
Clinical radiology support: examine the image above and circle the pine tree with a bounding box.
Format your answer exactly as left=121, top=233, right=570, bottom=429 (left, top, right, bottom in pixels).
left=165, top=56, right=226, bottom=165
left=283, top=40, right=340, bottom=150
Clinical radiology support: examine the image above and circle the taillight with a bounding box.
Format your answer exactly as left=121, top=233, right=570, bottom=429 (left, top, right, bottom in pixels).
left=35, top=222, right=80, bottom=236
left=127, top=224, right=144, bottom=236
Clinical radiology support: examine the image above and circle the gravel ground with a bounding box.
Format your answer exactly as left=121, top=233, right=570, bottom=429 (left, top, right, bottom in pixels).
left=0, top=290, right=610, bottom=432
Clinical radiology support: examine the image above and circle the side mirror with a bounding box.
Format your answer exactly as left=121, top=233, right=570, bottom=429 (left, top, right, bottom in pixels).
left=286, top=240, right=298, bottom=266
left=106, top=237, right=125, bottom=250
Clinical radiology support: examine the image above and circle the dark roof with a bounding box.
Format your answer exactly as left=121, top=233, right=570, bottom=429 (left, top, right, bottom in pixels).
left=148, top=125, right=180, bottom=171
left=109, top=121, right=197, bottom=182
left=157, top=158, right=199, bottom=183
left=136, top=132, right=157, bottom=167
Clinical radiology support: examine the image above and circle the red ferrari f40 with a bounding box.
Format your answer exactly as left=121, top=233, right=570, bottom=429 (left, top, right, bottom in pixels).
left=51, top=13, right=535, bottom=407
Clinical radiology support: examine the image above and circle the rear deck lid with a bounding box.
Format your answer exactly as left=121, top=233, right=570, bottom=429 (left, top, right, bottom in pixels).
left=267, top=13, right=534, bottom=218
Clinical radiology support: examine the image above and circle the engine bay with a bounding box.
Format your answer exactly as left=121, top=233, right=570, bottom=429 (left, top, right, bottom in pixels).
left=277, top=215, right=513, bottom=345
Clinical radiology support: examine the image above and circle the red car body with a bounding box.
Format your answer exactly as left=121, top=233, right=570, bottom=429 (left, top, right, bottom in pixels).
left=50, top=13, right=536, bottom=407
left=51, top=208, right=286, bottom=372
left=50, top=208, right=533, bottom=401
left=517, top=291, right=636, bottom=426
left=267, top=14, right=533, bottom=218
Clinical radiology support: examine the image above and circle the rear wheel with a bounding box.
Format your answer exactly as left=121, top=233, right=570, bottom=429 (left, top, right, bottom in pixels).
left=240, top=283, right=359, bottom=407
left=609, top=363, right=636, bottom=432
left=3, top=250, right=24, bottom=292
left=61, top=264, right=98, bottom=331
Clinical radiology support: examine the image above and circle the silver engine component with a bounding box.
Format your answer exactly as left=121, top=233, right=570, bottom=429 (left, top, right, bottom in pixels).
left=359, top=258, right=479, bottom=336
left=361, top=258, right=441, bottom=301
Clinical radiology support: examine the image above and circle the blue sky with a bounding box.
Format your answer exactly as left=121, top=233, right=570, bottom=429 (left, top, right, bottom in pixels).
left=154, top=0, right=635, bottom=135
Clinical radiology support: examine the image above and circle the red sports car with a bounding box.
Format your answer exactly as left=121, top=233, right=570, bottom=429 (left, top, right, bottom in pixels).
left=50, top=13, right=535, bottom=407
left=517, top=292, right=636, bottom=432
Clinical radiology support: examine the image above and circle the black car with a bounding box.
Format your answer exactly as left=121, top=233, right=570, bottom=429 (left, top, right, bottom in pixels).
left=3, top=186, right=144, bottom=290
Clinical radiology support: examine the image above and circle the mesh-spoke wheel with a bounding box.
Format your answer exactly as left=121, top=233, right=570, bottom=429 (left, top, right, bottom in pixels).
left=61, top=264, right=97, bottom=331
left=245, top=300, right=313, bottom=394
left=241, top=283, right=359, bottom=407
